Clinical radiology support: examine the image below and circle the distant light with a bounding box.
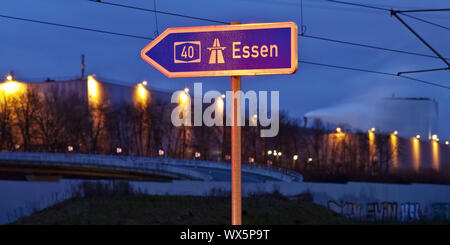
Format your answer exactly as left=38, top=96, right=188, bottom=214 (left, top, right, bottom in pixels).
left=6, top=75, right=13, bottom=81
left=273, top=150, right=277, bottom=155
left=307, top=157, right=313, bottom=163
left=253, top=114, right=257, bottom=119
left=216, top=97, right=224, bottom=109
left=0, top=81, right=23, bottom=95
left=158, top=149, right=164, bottom=156
left=393, top=131, right=398, bottom=135
left=277, top=152, right=282, bottom=156
left=432, top=134, right=438, bottom=141
left=195, top=152, right=201, bottom=158
left=116, top=147, right=122, bottom=154
left=15, top=144, right=20, bottom=150
left=67, top=146, right=74, bottom=152
left=87, top=75, right=100, bottom=105
left=179, top=91, right=189, bottom=104
left=370, top=127, right=376, bottom=132
left=184, top=87, right=189, bottom=93
left=336, top=127, right=342, bottom=133
left=445, top=141, right=449, bottom=145
left=221, top=94, right=225, bottom=99
left=267, top=150, right=272, bottom=155
left=293, top=155, right=298, bottom=160
left=416, top=134, right=421, bottom=139
left=136, top=83, right=149, bottom=104
left=142, top=80, right=148, bottom=86
left=249, top=157, right=255, bottom=163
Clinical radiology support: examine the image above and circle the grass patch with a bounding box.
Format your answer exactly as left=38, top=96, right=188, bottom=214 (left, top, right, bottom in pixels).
left=10, top=184, right=351, bottom=225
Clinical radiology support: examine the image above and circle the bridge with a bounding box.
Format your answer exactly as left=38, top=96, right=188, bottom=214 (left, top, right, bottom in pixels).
left=0, top=152, right=303, bottom=183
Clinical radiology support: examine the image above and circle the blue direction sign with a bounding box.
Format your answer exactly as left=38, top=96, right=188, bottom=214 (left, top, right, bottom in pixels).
left=141, top=22, right=298, bottom=78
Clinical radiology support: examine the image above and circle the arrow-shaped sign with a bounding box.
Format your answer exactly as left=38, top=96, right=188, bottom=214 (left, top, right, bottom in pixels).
left=141, top=22, right=298, bottom=78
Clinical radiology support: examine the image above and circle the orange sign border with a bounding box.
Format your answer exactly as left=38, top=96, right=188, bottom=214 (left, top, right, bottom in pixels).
left=140, top=22, right=298, bottom=78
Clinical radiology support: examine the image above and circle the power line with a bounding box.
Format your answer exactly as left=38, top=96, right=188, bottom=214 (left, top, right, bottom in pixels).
left=300, top=34, right=450, bottom=61
left=87, top=0, right=228, bottom=24
left=400, top=13, right=450, bottom=31
left=299, top=60, right=450, bottom=90
left=0, top=14, right=154, bottom=40
left=325, top=0, right=389, bottom=11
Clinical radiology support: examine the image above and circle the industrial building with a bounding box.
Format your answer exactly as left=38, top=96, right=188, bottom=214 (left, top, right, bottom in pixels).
left=375, top=97, right=439, bottom=139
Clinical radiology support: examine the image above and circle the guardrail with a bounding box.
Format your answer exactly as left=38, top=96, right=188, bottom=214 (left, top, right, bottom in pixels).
left=0, top=152, right=303, bottom=182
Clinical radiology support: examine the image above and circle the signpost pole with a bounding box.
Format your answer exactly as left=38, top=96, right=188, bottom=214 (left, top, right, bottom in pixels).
left=230, top=21, right=242, bottom=226
left=231, top=75, right=241, bottom=225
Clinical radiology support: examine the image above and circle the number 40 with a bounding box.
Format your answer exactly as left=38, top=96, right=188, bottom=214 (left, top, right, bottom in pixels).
left=181, top=46, right=194, bottom=59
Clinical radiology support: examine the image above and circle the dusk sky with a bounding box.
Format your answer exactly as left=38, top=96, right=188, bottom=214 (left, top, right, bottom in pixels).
left=1, top=0, right=449, bottom=138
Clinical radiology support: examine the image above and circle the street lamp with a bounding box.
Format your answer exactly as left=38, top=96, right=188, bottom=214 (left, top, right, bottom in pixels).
left=293, top=155, right=298, bottom=160
left=393, top=131, right=398, bottom=135
left=116, top=147, right=122, bottom=154
left=67, top=146, right=74, bottom=152
left=336, top=127, right=341, bottom=133
left=370, top=127, right=376, bottom=132
left=184, top=87, right=189, bottom=93
left=416, top=134, right=421, bottom=139
left=267, top=150, right=272, bottom=155
left=142, top=80, right=148, bottom=86
left=158, top=149, right=165, bottom=156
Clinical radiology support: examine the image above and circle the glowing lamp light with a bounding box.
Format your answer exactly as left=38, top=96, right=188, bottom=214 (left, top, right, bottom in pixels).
left=87, top=75, right=100, bottom=105
left=293, top=155, right=298, bottom=160
left=6, top=75, right=13, bottom=81
left=221, top=94, right=225, bottom=99
left=67, top=146, right=74, bottom=152
left=136, top=83, right=149, bottom=104
left=267, top=150, right=272, bottom=155
left=445, top=141, right=449, bottom=145
left=0, top=81, right=23, bottom=95
left=116, top=147, right=122, bottom=154
left=216, top=97, right=224, bottom=109
left=179, top=91, right=189, bottom=104
left=142, top=80, right=148, bottom=86
left=184, top=87, right=189, bottom=93
left=393, top=131, right=398, bottom=135
left=277, top=152, right=282, bottom=156
left=249, top=157, right=255, bottom=163
left=336, top=127, right=342, bottom=133
left=432, top=134, right=438, bottom=141
left=416, top=135, right=421, bottom=139
left=370, top=127, right=376, bottom=132
left=195, top=152, right=201, bottom=158
left=307, top=157, right=313, bottom=163
left=158, top=149, right=165, bottom=156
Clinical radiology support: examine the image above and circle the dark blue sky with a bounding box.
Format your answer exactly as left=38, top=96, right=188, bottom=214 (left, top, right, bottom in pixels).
left=1, top=0, right=449, bottom=138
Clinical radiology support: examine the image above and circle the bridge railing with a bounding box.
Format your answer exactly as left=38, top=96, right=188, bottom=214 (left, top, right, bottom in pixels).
left=0, top=152, right=303, bottom=182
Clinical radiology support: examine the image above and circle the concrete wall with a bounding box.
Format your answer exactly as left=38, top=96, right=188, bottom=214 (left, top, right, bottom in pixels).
left=131, top=180, right=450, bottom=222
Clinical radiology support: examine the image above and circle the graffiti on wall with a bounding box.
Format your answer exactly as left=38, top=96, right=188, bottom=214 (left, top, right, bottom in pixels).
left=328, top=200, right=434, bottom=222
left=432, top=203, right=449, bottom=221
